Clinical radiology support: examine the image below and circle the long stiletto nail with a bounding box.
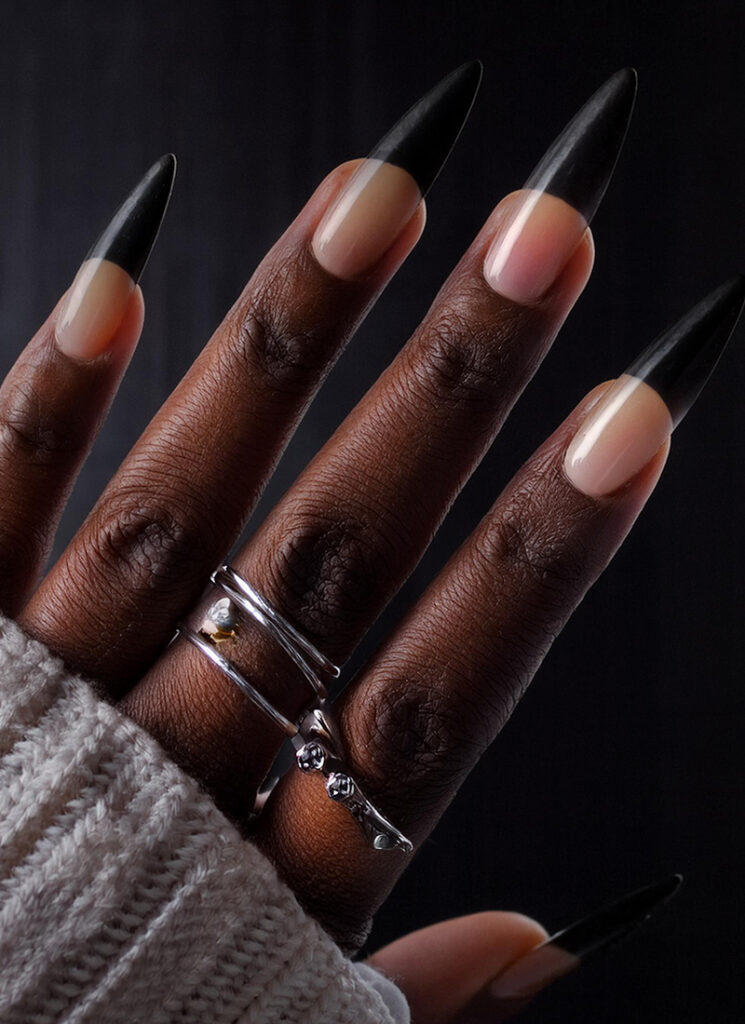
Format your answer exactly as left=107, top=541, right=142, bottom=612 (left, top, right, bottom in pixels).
left=55, top=155, right=176, bottom=360
left=467, top=876, right=681, bottom=1016
left=484, top=68, right=637, bottom=304
left=565, top=277, right=745, bottom=497
left=312, top=61, right=482, bottom=280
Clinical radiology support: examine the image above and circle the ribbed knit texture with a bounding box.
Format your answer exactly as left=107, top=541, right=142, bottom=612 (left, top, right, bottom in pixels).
left=0, top=614, right=400, bottom=1023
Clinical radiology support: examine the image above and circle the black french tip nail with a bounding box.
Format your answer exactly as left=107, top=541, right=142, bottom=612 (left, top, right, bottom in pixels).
left=524, top=67, right=637, bottom=223
left=368, top=60, right=483, bottom=198
left=627, top=276, right=745, bottom=424
left=545, top=874, right=683, bottom=961
left=86, top=153, right=177, bottom=283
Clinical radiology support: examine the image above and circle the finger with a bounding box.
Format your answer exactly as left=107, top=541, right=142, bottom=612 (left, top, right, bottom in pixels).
left=254, top=384, right=666, bottom=946
left=21, top=63, right=479, bottom=691
left=123, top=70, right=633, bottom=813
left=0, top=156, right=174, bottom=614
left=257, top=279, right=744, bottom=949
left=370, top=876, right=680, bottom=1023
left=367, top=912, right=547, bottom=1024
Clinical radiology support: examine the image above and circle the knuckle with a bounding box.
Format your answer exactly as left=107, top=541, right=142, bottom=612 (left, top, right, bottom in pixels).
left=0, top=378, right=80, bottom=466
left=413, top=313, right=502, bottom=411
left=85, top=492, right=209, bottom=597
left=266, top=500, right=401, bottom=644
left=226, top=296, right=323, bottom=393
left=481, top=492, right=588, bottom=594
left=351, top=672, right=487, bottom=816
left=412, top=296, right=523, bottom=413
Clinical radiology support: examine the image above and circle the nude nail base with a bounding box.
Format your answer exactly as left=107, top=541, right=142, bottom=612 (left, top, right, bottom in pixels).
left=482, top=69, right=636, bottom=306
left=312, top=62, right=481, bottom=281
left=55, top=155, right=176, bottom=361
left=564, top=278, right=745, bottom=498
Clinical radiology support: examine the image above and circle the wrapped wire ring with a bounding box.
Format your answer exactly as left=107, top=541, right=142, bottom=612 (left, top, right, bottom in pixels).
left=178, top=564, right=412, bottom=854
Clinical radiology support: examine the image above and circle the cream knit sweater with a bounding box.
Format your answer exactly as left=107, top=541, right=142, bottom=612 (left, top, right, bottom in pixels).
left=0, top=613, right=408, bottom=1023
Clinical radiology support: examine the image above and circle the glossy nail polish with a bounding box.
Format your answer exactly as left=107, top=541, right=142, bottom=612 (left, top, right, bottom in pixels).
left=484, top=68, right=637, bottom=304
left=565, top=277, right=745, bottom=497
left=312, top=61, right=482, bottom=280
left=469, top=876, right=681, bottom=1015
left=56, top=155, right=176, bottom=360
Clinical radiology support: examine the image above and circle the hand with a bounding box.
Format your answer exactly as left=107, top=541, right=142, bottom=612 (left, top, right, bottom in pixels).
left=1, top=64, right=739, bottom=1020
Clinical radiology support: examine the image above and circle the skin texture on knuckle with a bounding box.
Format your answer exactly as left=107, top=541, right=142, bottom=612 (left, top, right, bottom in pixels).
left=224, top=244, right=361, bottom=394
left=478, top=437, right=604, bottom=588
left=481, top=500, right=592, bottom=596
left=227, top=303, right=324, bottom=395
left=0, top=373, right=86, bottom=468
left=257, top=495, right=404, bottom=647
left=406, top=262, right=555, bottom=413
left=84, top=491, right=211, bottom=602
left=346, top=662, right=490, bottom=821
left=22, top=494, right=212, bottom=677
left=408, top=299, right=519, bottom=416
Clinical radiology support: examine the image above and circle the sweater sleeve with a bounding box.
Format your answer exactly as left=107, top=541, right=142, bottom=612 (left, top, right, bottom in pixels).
left=0, top=613, right=407, bottom=1024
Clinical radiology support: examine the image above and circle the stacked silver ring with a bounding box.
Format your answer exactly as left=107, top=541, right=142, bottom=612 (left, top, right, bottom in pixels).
left=178, top=564, right=412, bottom=854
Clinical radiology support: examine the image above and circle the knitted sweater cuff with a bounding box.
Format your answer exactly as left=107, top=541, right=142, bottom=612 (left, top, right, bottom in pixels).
left=0, top=614, right=403, bottom=1023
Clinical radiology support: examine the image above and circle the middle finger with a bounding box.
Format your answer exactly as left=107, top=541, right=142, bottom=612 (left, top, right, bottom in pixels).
left=123, top=71, right=635, bottom=815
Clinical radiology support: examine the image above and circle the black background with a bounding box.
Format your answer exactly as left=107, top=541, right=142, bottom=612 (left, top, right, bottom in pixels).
left=1, top=1, right=744, bottom=1020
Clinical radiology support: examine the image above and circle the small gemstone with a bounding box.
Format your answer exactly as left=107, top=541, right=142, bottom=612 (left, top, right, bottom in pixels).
left=373, top=832, right=395, bottom=850
left=210, top=598, right=237, bottom=632
left=200, top=598, right=239, bottom=643
left=326, top=773, right=355, bottom=801
left=296, top=742, right=326, bottom=773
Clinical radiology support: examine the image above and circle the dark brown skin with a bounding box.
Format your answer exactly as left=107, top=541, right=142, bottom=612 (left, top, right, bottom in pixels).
left=0, top=291, right=144, bottom=614
left=3, top=158, right=668, bottom=1020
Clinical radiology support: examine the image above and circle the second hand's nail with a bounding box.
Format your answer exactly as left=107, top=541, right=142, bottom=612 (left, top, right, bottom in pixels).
left=55, top=155, right=176, bottom=361
left=484, top=68, right=637, bottom=304
left=459, top=876, right=682, bottom=1021
left=565, top=277, right=745, bottom=497
left=312, top=61, right=482, bottom=280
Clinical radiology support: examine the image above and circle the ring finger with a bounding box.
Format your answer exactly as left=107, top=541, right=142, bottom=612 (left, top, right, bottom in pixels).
left=257, top=278, right=745, bottom=949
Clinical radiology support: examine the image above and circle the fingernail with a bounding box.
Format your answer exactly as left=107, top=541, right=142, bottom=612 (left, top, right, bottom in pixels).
left=55, top=154, right=176, bottom=360
left=313, top=60, right=482, bottom=280
left=484, top=68, right=637, bottom=303
left=488, top=875, right=682, bottom=1005
left=565, top=277, right=745, bottom=497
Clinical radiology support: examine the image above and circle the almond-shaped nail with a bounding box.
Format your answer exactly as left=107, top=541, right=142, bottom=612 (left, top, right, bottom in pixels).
left=312, top=61, right=482, bottom=280
left=466, top=876, right=681, bottom=1018
left=565, top=277, right=745, bottom=497
left=55, top=155, right=176, bottom=360
left=484, top=68, right=637, bottom=304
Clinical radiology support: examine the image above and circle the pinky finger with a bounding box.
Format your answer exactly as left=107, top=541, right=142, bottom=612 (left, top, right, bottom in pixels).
left=0, top=156, right=174, bottom=613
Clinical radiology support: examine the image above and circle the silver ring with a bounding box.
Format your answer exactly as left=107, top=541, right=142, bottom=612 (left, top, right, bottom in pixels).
left=178, top=564, right=412, bottom=854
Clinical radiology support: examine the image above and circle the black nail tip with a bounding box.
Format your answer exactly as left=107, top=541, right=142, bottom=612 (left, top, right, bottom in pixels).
left=545, top=875, right=682, bottom=962
left=368, top=60, right=483, bottom=198
left=524, top=67, right=637, bottom=223
left=86, top=153, right=177, bottom=283
left=628, top=276, right=745, bottom=424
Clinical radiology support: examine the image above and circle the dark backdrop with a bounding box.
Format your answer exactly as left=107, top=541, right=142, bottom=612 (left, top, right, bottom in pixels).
left=1, top=1, right=743, bottom=1020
